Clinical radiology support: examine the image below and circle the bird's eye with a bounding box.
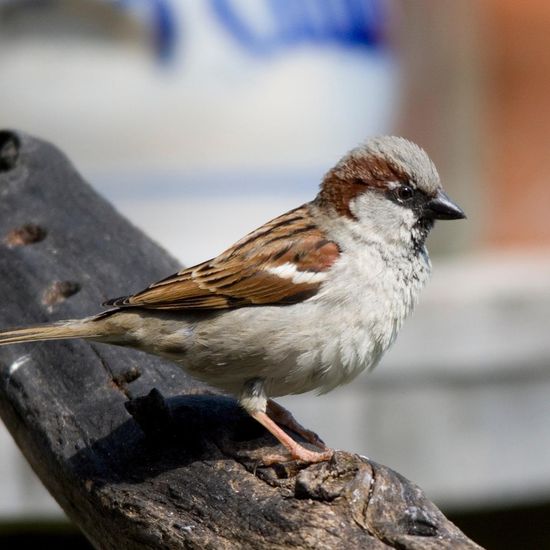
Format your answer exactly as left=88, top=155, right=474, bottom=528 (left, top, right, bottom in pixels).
left=397, top=184, right=414, bottom=202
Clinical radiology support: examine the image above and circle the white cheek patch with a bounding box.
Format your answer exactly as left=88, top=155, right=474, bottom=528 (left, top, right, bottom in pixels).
left=348, top=192, right=416, bottom=238
left=266, top=263, right=328, bottom=284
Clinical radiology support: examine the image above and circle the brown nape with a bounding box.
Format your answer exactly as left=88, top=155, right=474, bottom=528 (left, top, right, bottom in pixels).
left=316, top=154, right=408, bottom=219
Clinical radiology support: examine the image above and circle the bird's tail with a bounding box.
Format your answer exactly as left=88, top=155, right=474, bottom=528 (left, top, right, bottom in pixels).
left=0, top=317, right=104, bottom=346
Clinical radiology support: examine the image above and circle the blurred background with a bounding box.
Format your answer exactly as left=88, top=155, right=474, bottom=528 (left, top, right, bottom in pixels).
left=0, top=1, right=549, bottom=548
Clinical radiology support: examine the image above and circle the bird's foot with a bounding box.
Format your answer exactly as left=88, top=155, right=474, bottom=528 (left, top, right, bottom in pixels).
left=250, top=409, right=333, bottom=466
left=259, top=446, right=334, bottom=466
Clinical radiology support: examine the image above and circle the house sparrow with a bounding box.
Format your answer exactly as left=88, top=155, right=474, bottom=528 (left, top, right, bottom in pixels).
left=0, top=136, right=465, bottom=464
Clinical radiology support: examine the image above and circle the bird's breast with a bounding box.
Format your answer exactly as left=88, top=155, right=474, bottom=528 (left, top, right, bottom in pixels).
left=302, top=244, right=431, bottom=392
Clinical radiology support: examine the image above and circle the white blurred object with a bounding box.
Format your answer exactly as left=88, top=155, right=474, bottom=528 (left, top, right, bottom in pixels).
left=0, top=0, right=396, bottom=175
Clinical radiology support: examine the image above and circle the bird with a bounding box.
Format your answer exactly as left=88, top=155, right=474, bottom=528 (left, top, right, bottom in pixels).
left=0, top=136, right=465, bottom=464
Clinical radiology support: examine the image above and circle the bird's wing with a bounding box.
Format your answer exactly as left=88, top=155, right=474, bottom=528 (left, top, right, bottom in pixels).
left=105, top=205, right=340, bottom=310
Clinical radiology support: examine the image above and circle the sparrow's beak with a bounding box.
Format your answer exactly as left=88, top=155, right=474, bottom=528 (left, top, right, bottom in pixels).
left=425, top=190, right=466, bottom=220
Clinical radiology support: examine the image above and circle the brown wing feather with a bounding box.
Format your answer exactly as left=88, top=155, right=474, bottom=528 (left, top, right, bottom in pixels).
left=105, top=205, right=340, bottom=310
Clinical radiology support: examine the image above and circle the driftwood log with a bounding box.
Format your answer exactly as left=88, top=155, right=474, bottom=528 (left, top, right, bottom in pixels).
left=0, top=131, right=482, bottom=549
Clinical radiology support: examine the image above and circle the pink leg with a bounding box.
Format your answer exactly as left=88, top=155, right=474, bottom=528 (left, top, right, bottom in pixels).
left=250, top=410, right=333, bottom=464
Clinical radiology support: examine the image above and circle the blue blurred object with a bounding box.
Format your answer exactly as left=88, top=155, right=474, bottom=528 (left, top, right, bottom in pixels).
left=210, top=0, right=385, bottom=56
left=116, top=0, right=177, bottom=62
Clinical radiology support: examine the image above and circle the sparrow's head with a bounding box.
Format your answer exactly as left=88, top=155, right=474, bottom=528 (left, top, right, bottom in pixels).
left=316, top=136, right=465, bottom=249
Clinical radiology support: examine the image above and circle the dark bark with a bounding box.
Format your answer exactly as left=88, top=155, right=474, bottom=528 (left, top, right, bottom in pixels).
left=0, top=131, right=483, bottom=549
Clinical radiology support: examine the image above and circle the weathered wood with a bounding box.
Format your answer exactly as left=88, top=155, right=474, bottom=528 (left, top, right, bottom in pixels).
left=0, top=130, right=483, bottom=549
